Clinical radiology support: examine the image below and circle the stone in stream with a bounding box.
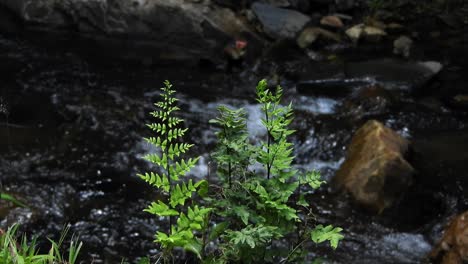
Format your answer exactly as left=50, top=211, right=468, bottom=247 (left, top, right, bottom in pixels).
left=450, top=94, right=468, bottom=110
left=320, top=15, right=344, bottom=28
left=0, top=0, right=258, bottom=63
left=429, top=211, right=468, bottom=264
left=256, top=0, right=291, bottom=7
left=345, top=59, right=443, bottom=90
left=337, top=84, right=394, bottom=119
left=297, top=59, right=443, bottom=97
left=295, top=61, right=356, bottom=98
left=257, top=0, right=311, bottom=11
left=251, top=2, right=311, bottom=39
left=345, top=23, right=364, bottom=43
left=393, top=35, right=413, bottom=58
left=296, top=26, right=341, bottom=48
left=333, top=120, right=414, bottom=213
left=345, top=23, right=387, bottom=43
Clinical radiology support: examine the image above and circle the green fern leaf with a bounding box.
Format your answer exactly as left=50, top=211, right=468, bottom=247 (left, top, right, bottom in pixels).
left=311, top=225, right=344, bottom=249
left=144, top=201, right=179, bottom=216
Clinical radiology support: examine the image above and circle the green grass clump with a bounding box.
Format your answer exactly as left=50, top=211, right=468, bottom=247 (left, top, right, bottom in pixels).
left=0, top=224, right=82, bottom=264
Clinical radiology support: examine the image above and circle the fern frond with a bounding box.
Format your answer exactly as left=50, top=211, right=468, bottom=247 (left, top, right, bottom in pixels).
left=168, top=117, right=184, bottom=128
left=137, top=172, right=170, bottom=192
left=143, top=153, right=168, bottom=169
left=138, top=81, right=211, bottom=260
left=144, top=201, right=179, bottom=216
left=146, top=123, right=166, bottom=134
left=168, top=157, right=200, bottom=181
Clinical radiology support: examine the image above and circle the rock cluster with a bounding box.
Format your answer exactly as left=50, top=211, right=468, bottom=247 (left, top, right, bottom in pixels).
left=0, top=0, right=431, bottom=65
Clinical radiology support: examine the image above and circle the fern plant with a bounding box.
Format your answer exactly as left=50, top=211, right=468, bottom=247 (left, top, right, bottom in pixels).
left=209, top=106, right=251, bottom=187
left=139, top=80, right=343, bottom=263
left=209, top=80, right=343, bottom=263
left=138, top=81, right=211, bottom=261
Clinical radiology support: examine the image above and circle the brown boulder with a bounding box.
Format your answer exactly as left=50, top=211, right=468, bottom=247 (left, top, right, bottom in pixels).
left=430, top=211, right=468, bottom=264
left=333, top=120, right=414, bottom=213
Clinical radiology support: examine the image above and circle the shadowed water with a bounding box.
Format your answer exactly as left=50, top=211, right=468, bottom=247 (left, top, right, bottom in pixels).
left=0, top=33, right=467, bottom=263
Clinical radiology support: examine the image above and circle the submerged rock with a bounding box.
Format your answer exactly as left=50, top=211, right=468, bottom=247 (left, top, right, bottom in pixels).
left=333, top=120, right=414, bottom=213
left=338, top=85, right=394, bottom=119
left=451, top=94, right=468, bottom=110
left=393, top=35, right=413, bottom=58
left=0, top=0, right=256, bottom=62
left=430, top=211, right=468, bottom=264
left=345, top=59, right=443, bottom=90
left=296, top=59, right=443, bottom=97
left=251, top=2, right=310, bottom=39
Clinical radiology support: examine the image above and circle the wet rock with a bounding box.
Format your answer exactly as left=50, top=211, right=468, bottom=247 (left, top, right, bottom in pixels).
left=450, top=94, right=468, bottom=110
left=246, top=0, right=310, bottom=11
left=345, top=23, right=364, bottom=42
left=296, top=78, right=369, bottom=97
left=364, top=17, right=387, bottom=30
left=212, top=0, right=244, bottom=9
left=333, top=120, right=414, bottom=213
left=345, top=59, right=443, bottom=90
left=0, top=0, right=256, bottom=62
left=333, top=13, right=353, bottom=21
left=338, top=85, right=394, bottom=119
left=296, top=27, right=341, bottom=48
left=429, top=211, right=468, bottom=264
left=297, top=59, right=444, bottom=96
left=258, top=0, right=291, bottom=7
left=363, top=25, right=387, bottom=42
left=310, top=0, right=334, bottom=4
left=393, top=36, right=413, bottom=58
left=295, top=61, right=363, bottom=98
left=251, top=2, right=311, bottom=39
left=320, top=15, right=344, bottom=28
left=345, top=24, right=387, bottom=42
left=385, top=22, right=405, bottom=34
left=297, top=27, right=320, bottom=48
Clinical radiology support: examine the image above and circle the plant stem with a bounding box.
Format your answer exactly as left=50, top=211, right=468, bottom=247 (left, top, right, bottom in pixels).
left=228, top=162, right=232, bottom=188
left=201, top=213, right=211, bottom=260
left=165, top=95, right=173, bottom=232
left=281, top=238, right=307, bottom=264
left=265, top=107, right=271, bottom=180
left=223, top=126, right=232, bottom=188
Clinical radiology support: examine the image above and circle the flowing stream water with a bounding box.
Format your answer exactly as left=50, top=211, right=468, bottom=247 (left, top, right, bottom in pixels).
left=0, top=33, right=467, bottom=263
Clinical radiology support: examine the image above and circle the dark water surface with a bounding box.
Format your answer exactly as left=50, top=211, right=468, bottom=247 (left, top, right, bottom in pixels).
left=0, top=33, right=467, bottom=263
